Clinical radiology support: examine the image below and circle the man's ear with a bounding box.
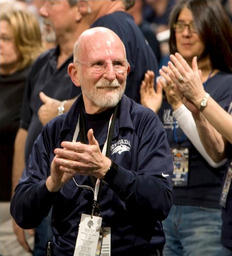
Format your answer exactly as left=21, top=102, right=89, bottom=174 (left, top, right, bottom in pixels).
left=76, top=8, right=82, bottom=22
left=76, top=1, right=90, bottom=16
left=127, top=63, right=131, bottom=75
left=68, top=63, right=81, bottom=87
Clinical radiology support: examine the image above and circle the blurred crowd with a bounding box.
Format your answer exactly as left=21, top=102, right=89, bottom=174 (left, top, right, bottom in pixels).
left=1, top=0, right=232, bottom=256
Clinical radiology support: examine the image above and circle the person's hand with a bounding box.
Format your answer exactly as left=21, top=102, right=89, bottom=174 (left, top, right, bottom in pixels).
left=46, top=129, right=111, bottom=192
left=159, top=66, right=182, bottom=110
left=54, top=129, right=111, bottom=178
left=46, top=155, right=75, bottom=192
left=140, top=70, right=163, bottom=113
left=168, top=53, right=206, bottom=108
left=12, top=219, right=34, bottom=254
left=38, top=92, right=62, bottom=126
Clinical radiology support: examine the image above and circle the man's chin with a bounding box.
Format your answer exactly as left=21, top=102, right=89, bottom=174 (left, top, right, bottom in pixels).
left=95, top=95, right=122, bottom=108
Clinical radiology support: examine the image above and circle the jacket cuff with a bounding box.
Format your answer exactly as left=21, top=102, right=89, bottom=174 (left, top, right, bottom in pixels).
left=103, top=161, right=118, bottom=183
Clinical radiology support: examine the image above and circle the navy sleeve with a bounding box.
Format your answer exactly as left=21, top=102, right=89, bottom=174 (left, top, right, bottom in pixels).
left=104, top=111, right=173, bottom=222
left=10, top=122, right=58, bottom=228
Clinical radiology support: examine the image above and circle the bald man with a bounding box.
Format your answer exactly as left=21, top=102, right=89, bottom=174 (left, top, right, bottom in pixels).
left=11, top=27, right=173, bottom=256
left=76, top=0, right=159, bottom=103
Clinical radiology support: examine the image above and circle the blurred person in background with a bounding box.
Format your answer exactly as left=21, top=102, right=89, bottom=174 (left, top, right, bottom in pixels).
left=127, top=0, right=161, bottom=65
left=222, top=0, right=232, bottom=21
left=143, top=0, right=176, bottom=34
left=0, top=5, right=43, bottom=202
left=16, top=0, right=56, bottom=49
left=140, top=0, right=232, bottom=255
left=142, top=0, right=176, bottom=67
left=11, top=0, right=85, bottom=255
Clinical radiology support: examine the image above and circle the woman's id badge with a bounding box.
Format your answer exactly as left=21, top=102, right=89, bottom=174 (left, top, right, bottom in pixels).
left=172, top=148, right=189, bottom=187
left=220, top=164, right=232, bottom=208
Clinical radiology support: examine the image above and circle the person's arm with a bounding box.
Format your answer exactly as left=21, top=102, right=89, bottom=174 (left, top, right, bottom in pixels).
left=103, top=111, right=173, bottom=221
left=140, top=66, right=226, bottom=164
left=167, top=43, right=232, bottom=144
left=11, top=128, right=35, bottom=253
left=48, top=122, right=173, bottom=222
left=160, top=54, right=228, bottom=162
left=11, top=124, right=59, bottom=229
left=11, top=68, right=36, bottom=252
left=193, top=110, right=226, bottom=162
left=49, top=122, right=173, bottom=221
left=173, top=104, right=227, bottom=166
left=198, top=96, right=232, bottom=144
left=11, top=128, right=27, bottom=194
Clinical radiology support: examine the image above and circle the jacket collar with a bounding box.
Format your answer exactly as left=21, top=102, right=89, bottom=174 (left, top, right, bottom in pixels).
left=48, top=46, right=73, bottom=71
left=59, top=94, right=135, bottom=142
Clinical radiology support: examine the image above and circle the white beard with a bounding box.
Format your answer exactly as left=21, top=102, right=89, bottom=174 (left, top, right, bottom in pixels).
left=83, top=78, right=126, bottom=108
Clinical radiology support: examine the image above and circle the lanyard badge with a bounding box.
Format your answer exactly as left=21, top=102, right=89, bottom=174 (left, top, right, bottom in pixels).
left=74, top=214, right=102, bottom=256
left=220, top=163, right=232, bottom=208
left=72, top=112, right=114, bottom=256
left=172, top=147, right=189, bottom=187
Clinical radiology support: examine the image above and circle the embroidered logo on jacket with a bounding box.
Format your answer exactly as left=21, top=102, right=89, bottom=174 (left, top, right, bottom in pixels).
left=111, top=139, right=131, bottom=155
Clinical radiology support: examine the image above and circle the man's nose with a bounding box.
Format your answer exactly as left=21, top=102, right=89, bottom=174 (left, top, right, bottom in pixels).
left=39, top=3, right=48, bottom=17
left=103, top=63, right=116, bottom=81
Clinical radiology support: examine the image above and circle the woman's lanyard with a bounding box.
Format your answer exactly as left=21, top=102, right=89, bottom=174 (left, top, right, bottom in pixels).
left=173, top=119, right=187, bottom=144
left=203, top=69, right=214, bottom=87
left=71, top=107, right=117, bottom=216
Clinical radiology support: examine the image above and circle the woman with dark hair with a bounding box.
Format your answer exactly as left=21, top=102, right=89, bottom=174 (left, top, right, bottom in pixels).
left=168, top=0, right=232, bottom=72
left=140, top=0, right=232, bottom=255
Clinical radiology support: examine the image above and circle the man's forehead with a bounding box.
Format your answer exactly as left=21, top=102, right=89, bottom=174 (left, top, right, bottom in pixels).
left=76, top=27, right=126, bottom=59
left=83, top=43, right=126, bottom=61
left=79, top=27, right=122, bottom=42
left=81, top=34, right=124, bottom=53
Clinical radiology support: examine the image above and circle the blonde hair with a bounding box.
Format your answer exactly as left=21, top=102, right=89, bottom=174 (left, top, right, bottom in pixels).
left=0, top=7, right=44, bottom=71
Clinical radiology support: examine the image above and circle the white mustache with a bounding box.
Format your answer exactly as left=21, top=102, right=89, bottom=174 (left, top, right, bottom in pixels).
left=96, top=79, right=120, bottom=88
left=42, top=18, right=53, bottom=26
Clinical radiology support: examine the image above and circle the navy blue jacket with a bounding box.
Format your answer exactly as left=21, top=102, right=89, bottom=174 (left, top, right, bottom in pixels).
left=11, top=95, right=173, bottom=256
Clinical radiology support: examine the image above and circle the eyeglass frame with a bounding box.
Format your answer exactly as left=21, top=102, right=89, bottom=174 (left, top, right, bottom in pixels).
left=0, top=35, right=14, bottom=43
left=173, top=21, right=197, bottom=33
left=74, top=59, right=129, bottom=75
